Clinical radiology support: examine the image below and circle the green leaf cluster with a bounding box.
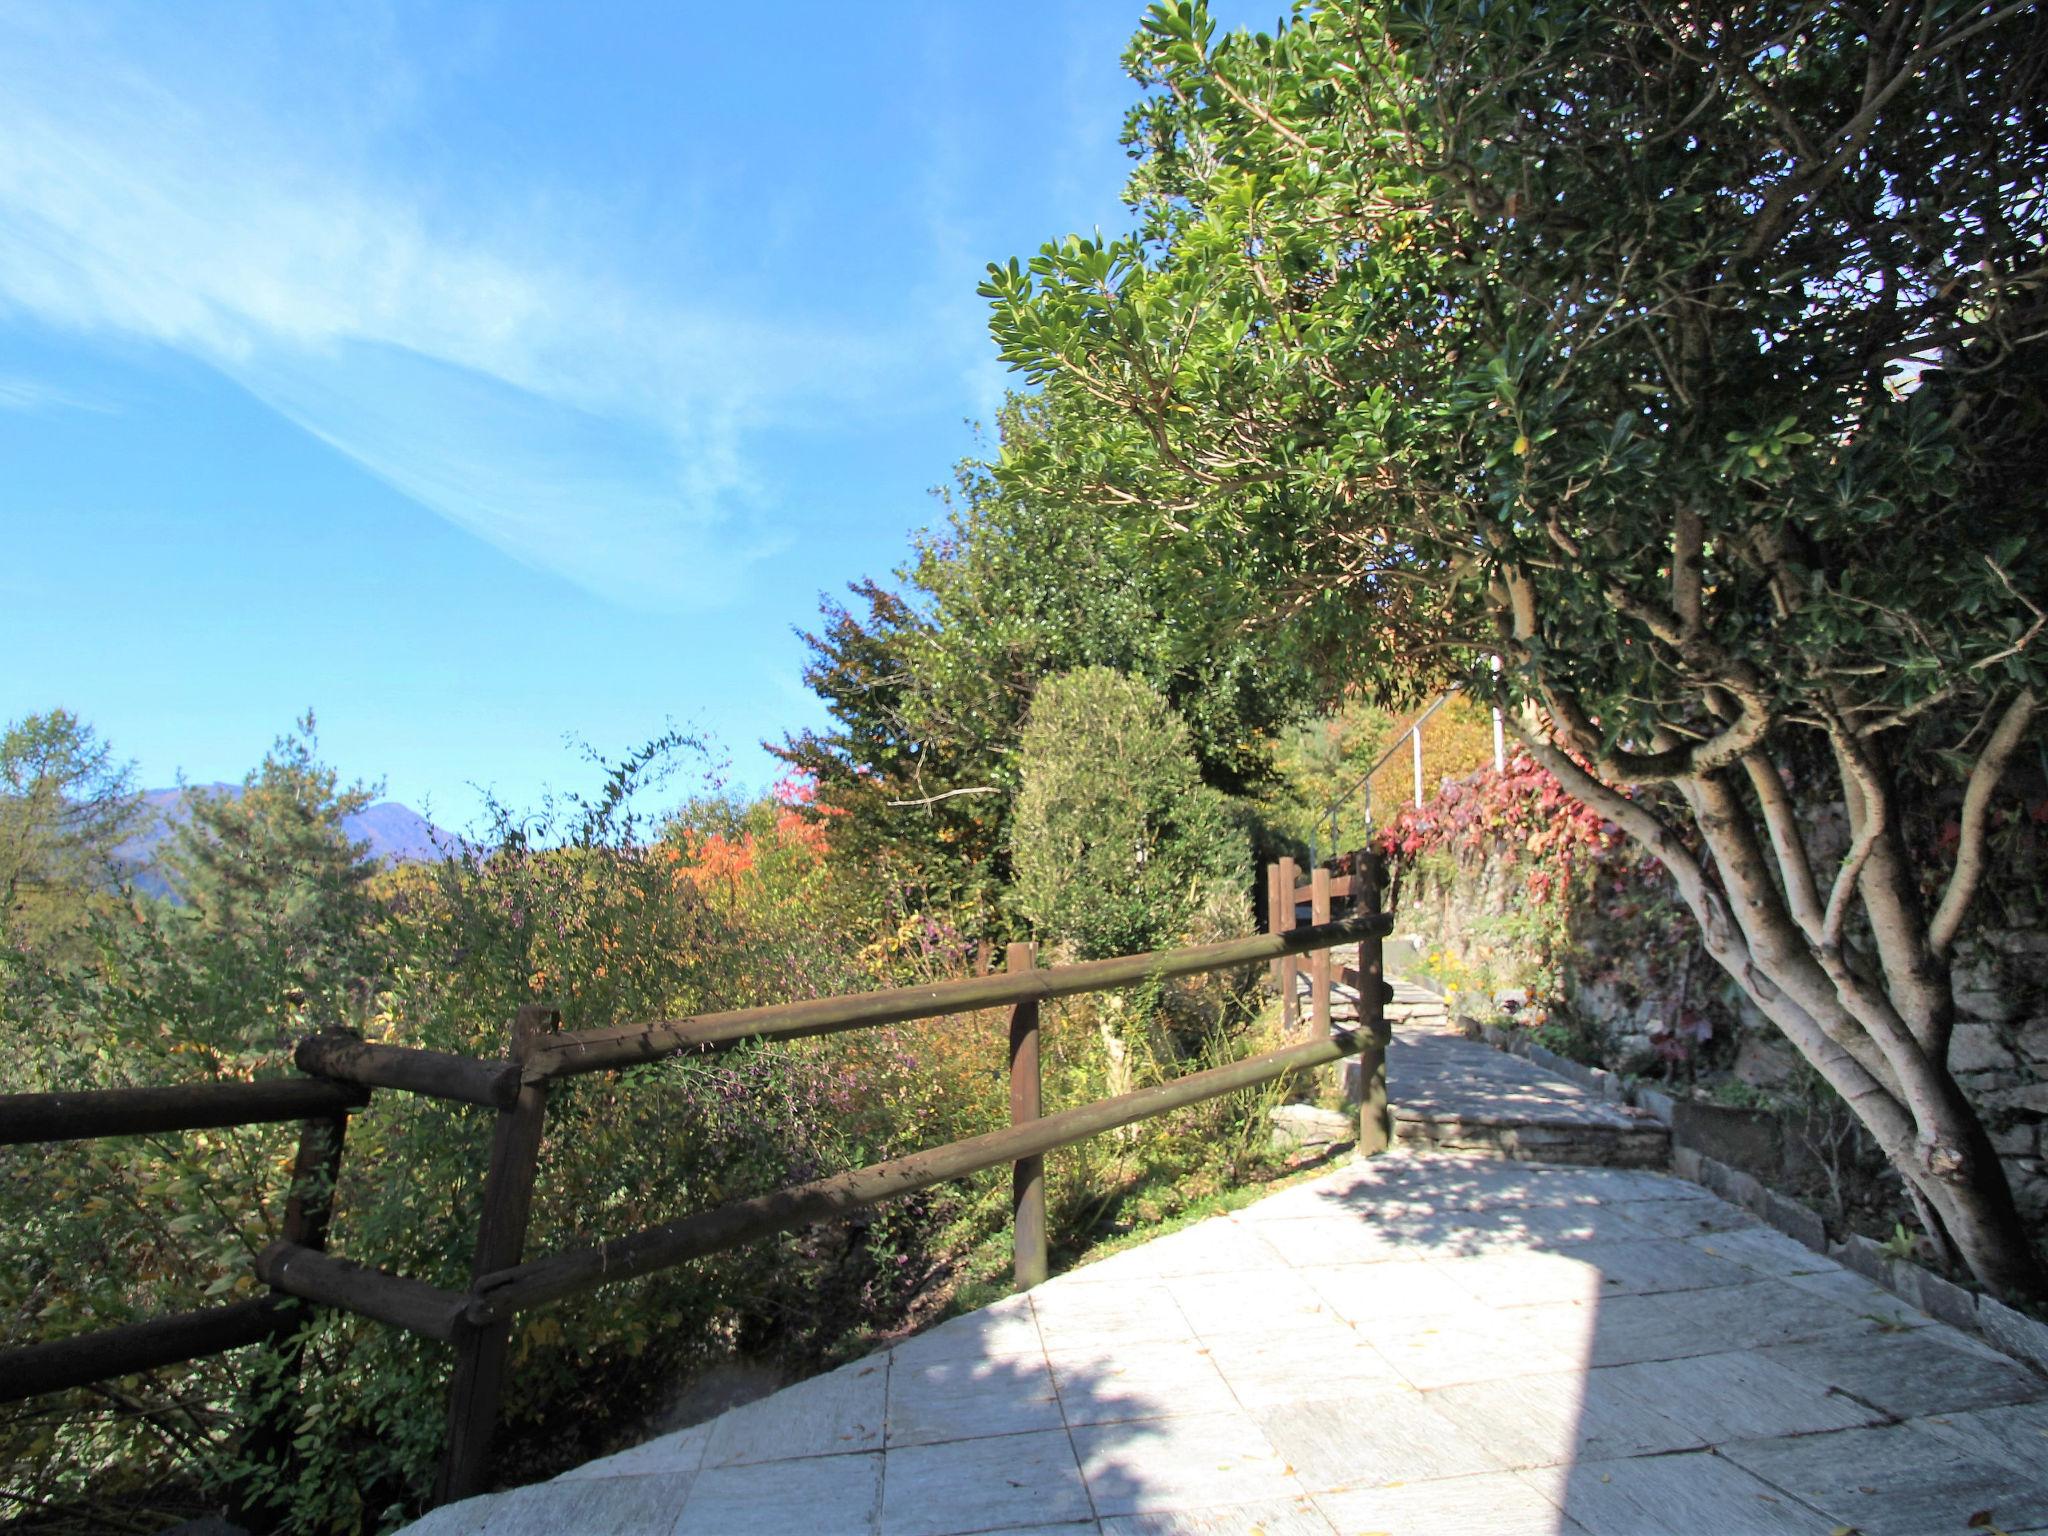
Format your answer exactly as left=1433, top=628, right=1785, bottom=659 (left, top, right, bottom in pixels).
left=1011, top=666, right=1252, bottom=960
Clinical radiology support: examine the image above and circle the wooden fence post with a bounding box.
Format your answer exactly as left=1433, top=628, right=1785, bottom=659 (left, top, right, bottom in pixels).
left=1353, top=854, right=1393, bottom=1156
left=434, top=1004, right=558, bottom=1505
left=1008, top=942, right=1047, bottom=1289
left=1266, top=862, right=1282, bottom=992
left=1276, top=856, right=1298, bottom=1034
left=237, top=1107, right=352, bottom=1527
left=1310, top=866, right=1333, bottom=1035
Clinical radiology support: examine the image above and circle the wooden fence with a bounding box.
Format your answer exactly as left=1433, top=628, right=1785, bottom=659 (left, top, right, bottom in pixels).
left=1265, top=851, right=1394, bottom=1155
left=0, top=892, right=1391, bottom=1507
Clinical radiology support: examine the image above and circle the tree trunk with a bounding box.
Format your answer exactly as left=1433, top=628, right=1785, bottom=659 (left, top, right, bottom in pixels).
left=1679, top=787, right=2048, bottom=1306
left=1522, top=729, right=2048, bottom=1306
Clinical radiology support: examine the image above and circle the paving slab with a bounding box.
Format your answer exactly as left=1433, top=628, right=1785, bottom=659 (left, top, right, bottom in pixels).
left=1549, top=1277, right=1875, bottom=1365
left=885, top=1353, right=1063, bottom=1448
left=1298, top=1255, right=1485, bottom=1321
left=1193, top=1317, right=1402, bottom=1410
left=1434, top=1236, right=1755, bottom=1305
left=1028, top=1280, right=1201, bottom=1355
left=1056, top=1220, right=1289, bottom=1286
left=1427, top=1366, right=1706, bottom=1467
left=399, top=1149, right=2048, bottom=1536
left=1070, top=1407, right=1306, bottom=1517
left=1100, top=1497, right=1332, bottom=1535
left=1602, top=1350, right=1879, bottom=1441
left=1686, top=1224, right=1835, bottom=1278
left=887, top=1294, right=1044, bottom=1368
left=878, top=1428, right=1093, bottom=1536
left=1316, top=1470, right=1588, bottom=1535
left=1759, top=1326, right=2047, bottom=1418
left=1720, top=1420, right=2048, bottom=1536
left=1159, top=1266, right=1336, bottom=1337
left=1612, top=1194, right=1760, bottom=1236
left=674, top=1451, right=881, bottom=1536
left=1251, top=1383, right=1507, bottom=1488
left=1361, top=1305, right=1581, bottom=1389
left=1048, top=1339, right=1241, bottom=1426
left=1780, top=1265, right=1941, bottom=1329
left=1520, top=1452, right=1838, bottom=1535
left=701, top=1355, right=888, bottom=1467
left=402, top=1473, right=702, bottom=1536
left=1909, top=1396, right=2048, bottom=1477
left=555, top=1423, right=708, bottom=1483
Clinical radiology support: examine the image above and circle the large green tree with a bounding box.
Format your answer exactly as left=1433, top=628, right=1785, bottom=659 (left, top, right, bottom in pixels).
left=156, top=715, right=384, bottom=1051
left=0, top=710, right=142, bottom=960
left=984, top=1, right=2048, bottom=1298
left=778, top=393, right=1313, bottom=921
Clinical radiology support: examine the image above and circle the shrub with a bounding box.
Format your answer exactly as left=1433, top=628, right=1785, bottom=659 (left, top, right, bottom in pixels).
left=1011, top=667, right=1251, bottom=962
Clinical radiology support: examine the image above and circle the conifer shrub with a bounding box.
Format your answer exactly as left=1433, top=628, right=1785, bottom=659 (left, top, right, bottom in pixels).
left=1010, top=667, right=1252, bottom=963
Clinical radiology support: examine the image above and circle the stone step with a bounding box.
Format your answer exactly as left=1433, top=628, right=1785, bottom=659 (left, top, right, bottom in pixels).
left=1380, top=1022, right=1672, bottom=1172
left=1393, top=1108, right=1670, bottom=1169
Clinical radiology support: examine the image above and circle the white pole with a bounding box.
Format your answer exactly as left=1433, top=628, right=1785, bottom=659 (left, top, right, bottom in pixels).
left=1411, top=724, right=1424, bottom=808
left=1491, top=655, right=1507, bottom=772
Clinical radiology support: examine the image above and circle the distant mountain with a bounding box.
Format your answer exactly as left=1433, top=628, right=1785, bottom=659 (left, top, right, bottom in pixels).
left=117, top=787, right=456, bottom=896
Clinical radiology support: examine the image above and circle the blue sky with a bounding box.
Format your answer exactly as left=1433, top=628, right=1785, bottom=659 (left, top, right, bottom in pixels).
left=0, top=0, right=1276, bottom=832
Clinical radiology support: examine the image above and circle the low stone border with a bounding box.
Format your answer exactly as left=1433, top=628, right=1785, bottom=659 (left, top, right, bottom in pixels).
left=1440, top=1000, right=2048, bottom=1380
left=1675, top=1141, right=2048, bottom=1379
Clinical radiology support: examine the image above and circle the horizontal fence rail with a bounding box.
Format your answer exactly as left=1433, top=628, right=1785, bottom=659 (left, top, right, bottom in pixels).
left=0, top=875, right=1392, bottom=1509
left=294, top=1036, right=522, bottom=1109
left=465, top=1028, right=1368, bottom=1324
left=252, top=1243, right=472, bottom=1342
left=528, top=911, right=1390, bottom=1081
left=3, top=1297, right=290, bottom=1401
left=0, top=1077, right=368, bottom=1146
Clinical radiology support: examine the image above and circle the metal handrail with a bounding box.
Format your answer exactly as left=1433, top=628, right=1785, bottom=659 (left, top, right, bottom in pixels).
left=1315, top=690, right=1458, bottom=860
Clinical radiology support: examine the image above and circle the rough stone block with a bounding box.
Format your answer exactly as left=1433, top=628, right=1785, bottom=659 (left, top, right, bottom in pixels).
left=1831, top=1233, right=1889, bottom=1284
left=1985, top=926, right=2048, bottom=962
left=1989, top=1122, right=2039, bottom=1157
left=1978, top=1295, right=2048, bottom=1374
left=1714, top=1163, right=1767, bottom=1215
left=1269, top=1104, right=1355, bottom=1154
left=2017, top=1016, right=2048, bottom=1066
left=1635, top=1085, right=1677, bottom=1127
left=1697, top=1154, right=1736, bottom=1199
left=1670, top=1101, right=1782, bottom=1176
left=1983, top=1081, right=2048, bottom=1114
left=1950, top=1021, right=2019, bottom=1073
left=1953, top=953, right=2026, bottom=1022
left=1671, top=1143, right=1703, bottom=1182
left=1764, top=1191, right=1827, bottom=1253
left=1733, top=1034, right=1799, bottom=1090
left=1913, top=1267, right=1984, bottom=1333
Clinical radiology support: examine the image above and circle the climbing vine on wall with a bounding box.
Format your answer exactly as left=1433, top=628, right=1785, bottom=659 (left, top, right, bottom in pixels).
left=1375, top=754, right=1617, bottom=895
left=1375, top=757, right=1729, bottom=1069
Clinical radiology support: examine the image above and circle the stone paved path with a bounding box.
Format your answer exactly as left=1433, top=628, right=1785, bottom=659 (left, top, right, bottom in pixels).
left=1384, top=1023, right=1669, bottom=1167
left=401, top=1151, right=2048, bottom=1536
left=1313, top=971, right=1668, bottom=1166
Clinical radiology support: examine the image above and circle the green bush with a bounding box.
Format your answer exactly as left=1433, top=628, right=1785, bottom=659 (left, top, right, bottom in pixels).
left=1010, top=667, right=1252, bottom=962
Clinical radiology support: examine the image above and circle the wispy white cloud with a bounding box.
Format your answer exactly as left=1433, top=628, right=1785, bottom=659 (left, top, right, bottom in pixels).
left=0, top=373, right=111, bottom=413
left=0, top=3, right=890, bottom=608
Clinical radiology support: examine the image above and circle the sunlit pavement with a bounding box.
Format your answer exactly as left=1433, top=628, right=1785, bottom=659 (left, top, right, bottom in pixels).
left=402, top=1147, right=2048, bottom=1536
